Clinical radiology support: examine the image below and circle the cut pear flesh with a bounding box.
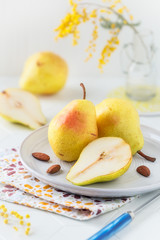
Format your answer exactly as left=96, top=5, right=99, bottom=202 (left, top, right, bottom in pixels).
left=0, top=88, right=46, bottom=129
left=66, top=137, right=132, bottom=185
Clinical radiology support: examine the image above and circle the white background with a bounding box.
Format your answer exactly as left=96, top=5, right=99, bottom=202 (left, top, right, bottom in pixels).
left=0, top=0, right=160, bottom=81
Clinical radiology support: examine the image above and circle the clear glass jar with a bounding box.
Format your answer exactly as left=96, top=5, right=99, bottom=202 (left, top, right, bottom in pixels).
left=122, top=30, right=157, bottom=101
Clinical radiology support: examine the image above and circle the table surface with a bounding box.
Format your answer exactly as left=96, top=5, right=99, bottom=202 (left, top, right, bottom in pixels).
left=0, top=76, right=160, bottom=240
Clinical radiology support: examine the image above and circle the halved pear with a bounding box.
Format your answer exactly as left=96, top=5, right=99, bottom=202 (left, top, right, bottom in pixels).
left=0, top=88, right=46, bottom=129
left=66, top=137, right=132, bottom=185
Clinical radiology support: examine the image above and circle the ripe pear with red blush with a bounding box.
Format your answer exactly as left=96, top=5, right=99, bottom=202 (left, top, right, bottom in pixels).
left=48, top=83, right=98, bottom=162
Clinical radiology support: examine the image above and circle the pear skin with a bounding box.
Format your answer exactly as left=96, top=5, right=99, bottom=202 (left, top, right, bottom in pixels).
left=20, top=52, right=68, bottom=95
left=48, top=84, right=98, bottom=162
left=48, top=100, right=98, bottom=161
left=96, top=98, right=144, bottom=155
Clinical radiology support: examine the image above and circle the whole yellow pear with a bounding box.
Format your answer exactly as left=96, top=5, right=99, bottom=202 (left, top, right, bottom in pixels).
left=20, top=52, right=68, bottom=94
left=48, top=84, right=98, bottom=161
left=96, top=98, right=144, bottom=155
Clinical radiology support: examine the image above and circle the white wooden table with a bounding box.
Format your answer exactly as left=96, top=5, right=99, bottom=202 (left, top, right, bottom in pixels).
left=0, top=76, right=160, bottom=240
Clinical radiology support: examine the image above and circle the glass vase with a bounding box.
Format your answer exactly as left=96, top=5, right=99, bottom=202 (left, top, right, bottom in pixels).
left=122, top=29, right=157, bottom=101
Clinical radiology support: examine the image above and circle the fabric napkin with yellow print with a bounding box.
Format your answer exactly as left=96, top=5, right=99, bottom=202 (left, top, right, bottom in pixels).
left=0, top=148, right=134, bottom=220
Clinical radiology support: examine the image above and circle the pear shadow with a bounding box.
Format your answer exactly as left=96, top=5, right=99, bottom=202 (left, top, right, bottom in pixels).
left=0, top=119, right=33, bottom=132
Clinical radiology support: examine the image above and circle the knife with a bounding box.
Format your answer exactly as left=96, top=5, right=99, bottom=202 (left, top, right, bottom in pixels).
left=88, top=191, right=160, bottom=240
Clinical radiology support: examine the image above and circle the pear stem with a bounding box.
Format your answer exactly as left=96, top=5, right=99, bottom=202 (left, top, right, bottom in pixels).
left=80, top=83, right=86, bottom=100
left=137, top=150, right=156, bottom=162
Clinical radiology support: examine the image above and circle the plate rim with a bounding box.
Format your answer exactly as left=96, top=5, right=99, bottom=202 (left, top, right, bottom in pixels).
left=20, top=124, right=160, bottom=197
left=139, top=112, right=160, bottom=117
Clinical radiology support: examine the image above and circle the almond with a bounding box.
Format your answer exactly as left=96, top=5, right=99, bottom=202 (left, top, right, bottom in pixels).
left=47, top=164, right=61, bottom=174
left=32, top=152, right=50, bottom=161
left=136, top=165, right=150, bottom=177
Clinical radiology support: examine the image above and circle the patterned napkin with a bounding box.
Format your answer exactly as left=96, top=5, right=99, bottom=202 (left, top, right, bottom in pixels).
left=0, top=148, right=134, bottom=220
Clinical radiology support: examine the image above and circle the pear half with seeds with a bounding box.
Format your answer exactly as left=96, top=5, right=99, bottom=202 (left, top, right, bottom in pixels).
left=0, top=88, right=46, bottom=129
left=66, top=137, right=132, bottom=186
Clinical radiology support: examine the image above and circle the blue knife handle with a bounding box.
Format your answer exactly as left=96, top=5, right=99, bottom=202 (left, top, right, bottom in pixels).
left=88, top=212, right=133, bottom=240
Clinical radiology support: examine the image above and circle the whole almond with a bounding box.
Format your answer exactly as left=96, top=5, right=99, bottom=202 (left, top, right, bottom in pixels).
left=32, top=152, right=50, bottom=161
left=136, top=165, right=150, bottom=177
left=47, top=164, right=61, bottom=174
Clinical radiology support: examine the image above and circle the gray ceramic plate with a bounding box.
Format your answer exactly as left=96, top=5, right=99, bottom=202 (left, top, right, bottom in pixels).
left=20, top=125, right=160, bottom=197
